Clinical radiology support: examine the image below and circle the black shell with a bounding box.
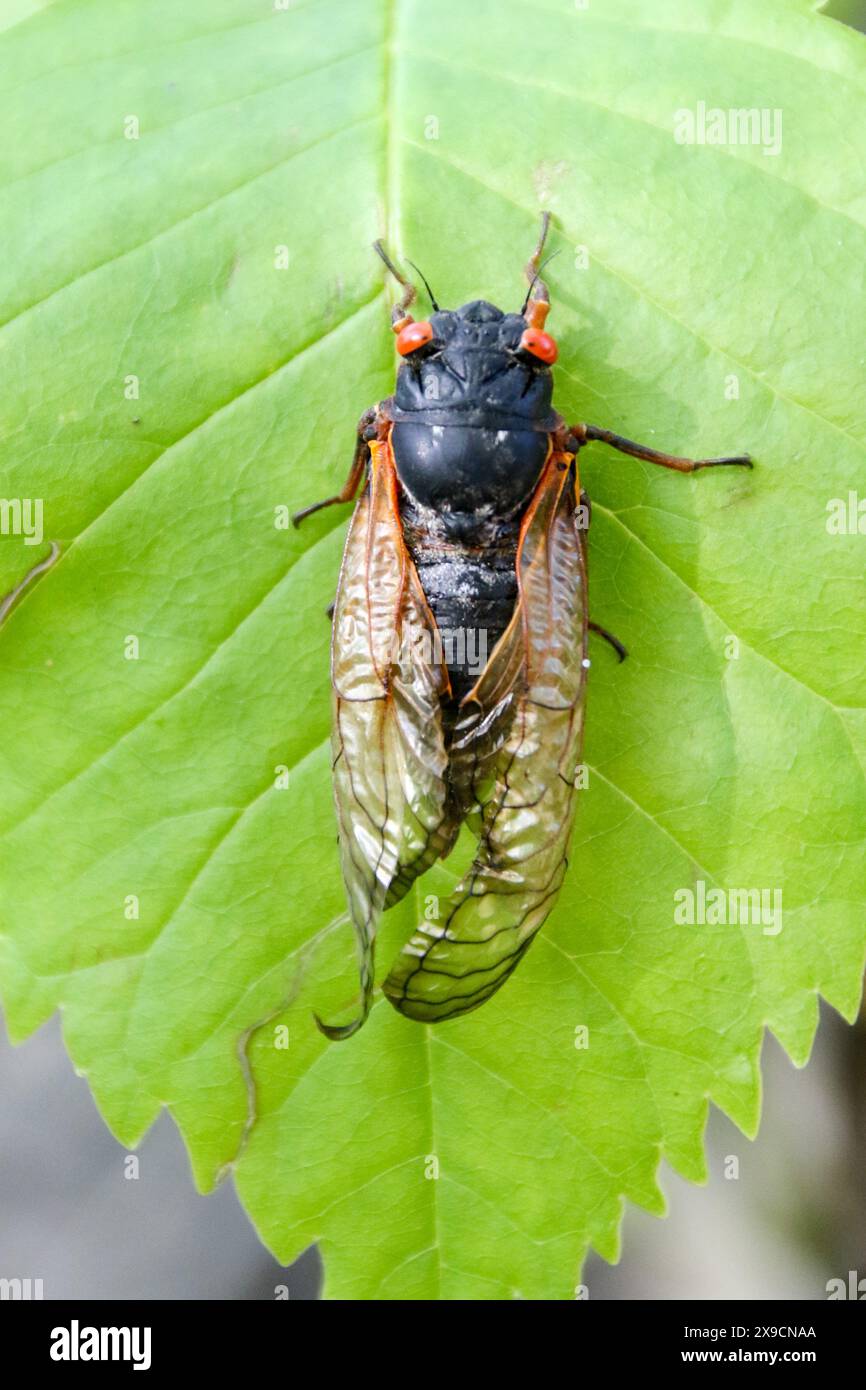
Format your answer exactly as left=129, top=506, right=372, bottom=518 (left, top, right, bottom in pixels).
left=389, top=299, right=558, bottom=431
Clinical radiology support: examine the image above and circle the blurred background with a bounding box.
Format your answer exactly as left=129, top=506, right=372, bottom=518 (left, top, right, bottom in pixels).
left=2, top=0, right=865, bottom=1302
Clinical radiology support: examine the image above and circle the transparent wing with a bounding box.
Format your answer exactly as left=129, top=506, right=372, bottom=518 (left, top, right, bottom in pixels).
left=324, top=439, right=457, bottom=1038
left=383, top=450, right=588, bottom=1023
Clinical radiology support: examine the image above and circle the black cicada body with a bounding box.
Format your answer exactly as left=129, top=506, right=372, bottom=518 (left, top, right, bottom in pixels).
left=294, top=215, right=751, bottom=1039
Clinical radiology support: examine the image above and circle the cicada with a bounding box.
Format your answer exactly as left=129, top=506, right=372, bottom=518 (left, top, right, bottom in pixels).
left=294, top=215, right=751, bottom=1038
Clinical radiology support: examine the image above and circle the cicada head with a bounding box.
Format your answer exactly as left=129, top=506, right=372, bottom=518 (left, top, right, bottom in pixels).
left=376, top=217, right=561, bottom=430
left=391, top=298, right=556, bottom=427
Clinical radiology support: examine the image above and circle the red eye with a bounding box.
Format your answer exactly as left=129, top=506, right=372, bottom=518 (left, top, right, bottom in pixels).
left=519, top=327, right=557, bottom=364
left=396, top=320, right=434, bottom=355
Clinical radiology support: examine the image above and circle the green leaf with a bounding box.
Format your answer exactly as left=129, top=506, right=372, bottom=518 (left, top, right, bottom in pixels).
left=1, top=0, right=864, bottom=1299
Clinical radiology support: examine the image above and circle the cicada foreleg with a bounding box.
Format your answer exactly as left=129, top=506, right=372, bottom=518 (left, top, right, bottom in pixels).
left=291, top=405, right=381, bottom=527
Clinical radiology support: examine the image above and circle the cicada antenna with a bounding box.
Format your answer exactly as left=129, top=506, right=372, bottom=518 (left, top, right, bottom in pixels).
left=373, top=239, right=417, bottom=326
left=521, top=256, right=560, bottom=324
left=405, top=259, right=440, bottom=312
left=521, top=249, right=560, bottom=314
left=524, top=211, right=551, bottom=299
left=521, top=212, right=558, bottom=325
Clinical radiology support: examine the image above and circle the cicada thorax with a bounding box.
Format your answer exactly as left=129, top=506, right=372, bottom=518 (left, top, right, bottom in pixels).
left=391, top=425, right=552, bottom=706
left=386, top=298, right=560, bottom=705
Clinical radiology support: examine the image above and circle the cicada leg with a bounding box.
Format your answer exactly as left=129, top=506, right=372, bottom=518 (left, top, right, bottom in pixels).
left=572, top=422, right=752, bottom=473
left=292, top=405, right=381, bottom=527
left=569, top=421, right=750, bottom=660
left=588, top=621, right=628, bottom=662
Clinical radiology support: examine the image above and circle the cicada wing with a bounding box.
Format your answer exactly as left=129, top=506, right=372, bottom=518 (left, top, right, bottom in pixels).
left=325, top=440, right=457, bottom=1038
left=383, top=452, right=588, bottom=1023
